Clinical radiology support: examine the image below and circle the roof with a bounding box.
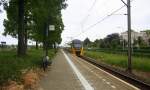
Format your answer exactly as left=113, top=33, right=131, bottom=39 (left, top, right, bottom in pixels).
left=72, top=39, right=82, bottom=44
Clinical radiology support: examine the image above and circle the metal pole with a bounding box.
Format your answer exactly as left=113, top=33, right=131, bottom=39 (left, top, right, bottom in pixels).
left=46, top=24, right=48, bottom=56
left=127, top=0, right=132, bottom=73
left=121, top=37, right=124, bottom=51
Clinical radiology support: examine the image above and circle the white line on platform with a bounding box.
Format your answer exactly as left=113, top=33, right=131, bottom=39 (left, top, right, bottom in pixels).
left=72, top=55, right=117, bottom=89
left=62, top=50, right=94, bottom=90
left=111, top=85, right=116, bottom=89
left=79, top=57, right=140, bottom=90
left=102, top=79, right=106, bottom=81
left=106, top=82, right=110, bottom=85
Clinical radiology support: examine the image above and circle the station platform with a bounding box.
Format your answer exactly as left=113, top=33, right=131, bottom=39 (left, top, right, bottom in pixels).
left=38, top=50, right=139, bottom=90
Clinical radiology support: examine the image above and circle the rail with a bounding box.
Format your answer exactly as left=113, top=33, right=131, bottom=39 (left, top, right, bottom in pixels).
left=80, top=56, right=150, bottom=90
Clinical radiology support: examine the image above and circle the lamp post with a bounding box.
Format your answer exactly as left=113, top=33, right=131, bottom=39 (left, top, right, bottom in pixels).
left=45, top=25, right=55, bottom=56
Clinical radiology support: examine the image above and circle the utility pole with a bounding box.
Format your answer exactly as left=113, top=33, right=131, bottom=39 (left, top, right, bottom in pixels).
left=127, top=0, right=132, bottom=73
left=121, top=0, right=132, bottom=73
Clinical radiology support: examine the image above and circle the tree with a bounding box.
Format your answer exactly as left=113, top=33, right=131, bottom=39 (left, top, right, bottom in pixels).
left=0, top=0, right=7, bottom=13
left=83, top=38, right=91, bottom=47
left=103, top=33, right=120, bottom=48
left=17, top=0, right=25, bottom=56
left=92, top=39, right=99, bottom=48
left=120, top=39, right=128, bottom=49
left=138, top=36, right=147, bottom=47
left=99, top=39, right=105, bottom=48
left=3, top=0, right=67, bottom=56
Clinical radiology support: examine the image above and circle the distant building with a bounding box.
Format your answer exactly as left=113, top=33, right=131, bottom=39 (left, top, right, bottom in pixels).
left=140, top=31, right=150, bottom=44
left=120, top=30, right=150, bottom=45
left=0, top=41, right=7, bottom=48
left=120, top=30, right=139, bottom=44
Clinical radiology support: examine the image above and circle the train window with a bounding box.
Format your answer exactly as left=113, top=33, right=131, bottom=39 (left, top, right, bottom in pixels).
left=74, top=44, right=81, bottom=48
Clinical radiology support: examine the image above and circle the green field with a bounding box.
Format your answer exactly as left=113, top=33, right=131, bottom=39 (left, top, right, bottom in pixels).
left=0, top=49, right=55, bottom=85
left=84, top=51, right=150, bottom=72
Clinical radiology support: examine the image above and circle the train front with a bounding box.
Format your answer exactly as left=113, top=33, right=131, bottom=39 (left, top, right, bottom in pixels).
left=71, top=39, right=83, bottom=56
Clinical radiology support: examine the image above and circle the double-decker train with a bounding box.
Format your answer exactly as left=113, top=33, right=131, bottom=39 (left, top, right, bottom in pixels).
left=71, top=39, right=83, bottom=56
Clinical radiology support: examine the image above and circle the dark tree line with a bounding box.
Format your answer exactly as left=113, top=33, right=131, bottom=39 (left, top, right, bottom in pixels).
left=83, top=32, right=150, bottom=49
left=83, top=33, right=121, bottom=49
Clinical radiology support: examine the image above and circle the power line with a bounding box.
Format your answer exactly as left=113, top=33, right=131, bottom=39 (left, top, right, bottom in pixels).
left=85, top=5, right=126, bottom=30
left=88, top=0, right=97, bottom=13
left=73, top=5, right=126, bottom=39
left=80, top=0, right=113, bottom=26
left=83, top=0, right=135, bottom=35
left=80, top=0, right=97, bottom=25
left=72, top=0, right=135, bottom=40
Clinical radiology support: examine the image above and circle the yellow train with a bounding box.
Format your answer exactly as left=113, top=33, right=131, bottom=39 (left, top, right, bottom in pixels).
left=71, top=39, right=83, bottom=56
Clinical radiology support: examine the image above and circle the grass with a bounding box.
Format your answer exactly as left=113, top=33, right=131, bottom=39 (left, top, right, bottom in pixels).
left=0, top=49, right=55, bottom=85
left=84, top=51, right=150, bottom=72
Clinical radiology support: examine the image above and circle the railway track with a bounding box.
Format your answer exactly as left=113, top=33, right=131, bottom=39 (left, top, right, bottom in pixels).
left=80, top=56, right=150, bottom=90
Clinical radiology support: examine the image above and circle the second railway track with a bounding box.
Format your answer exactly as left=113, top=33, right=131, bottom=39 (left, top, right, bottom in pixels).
left=79, top=55, right=150, bottom=90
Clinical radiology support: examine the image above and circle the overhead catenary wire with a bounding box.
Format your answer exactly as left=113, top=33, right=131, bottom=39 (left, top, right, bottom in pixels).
left=73, top=5, right=127, bottom=39
left=85, top=5, right=126, bottom=31
left=73, top=0, right=135, bottom=39
left=80, top=0, right=97, bottom=25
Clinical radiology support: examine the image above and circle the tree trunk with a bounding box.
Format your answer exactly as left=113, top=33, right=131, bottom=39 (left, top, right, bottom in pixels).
left=45, top=23, right=48, bottom=56
left=36, top=41, right=39, bottom=49
left=43, top=23, right=49, bottom=56
left=43, top=24, right=46, bottom=51
left=24, top=15, right=28, bottom=53
left=54, top=42, right=57, bottom=53
left=24, top=28, right=27, bottom=52
left=18, top=0, right=26, bottom=56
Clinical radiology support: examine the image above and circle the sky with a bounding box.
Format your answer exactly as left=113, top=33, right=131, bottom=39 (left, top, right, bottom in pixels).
left=0, top=5, right=19, bottom=45
left=0, top=0, right=150, bottom=45
left=61, top=0, right=150, bottom=46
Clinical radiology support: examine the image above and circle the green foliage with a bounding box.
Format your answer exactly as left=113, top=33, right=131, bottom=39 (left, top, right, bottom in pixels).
left=0, top=0, right=7, bottom=13
left=3, top=0, right=18, bottom=37
left=89, top=33, right=121, bottom=49
left=86, top=29, right=150, bottom=49
left=0, top=49, right=55, bottom=85
left=28, top=0, right=66, bottom=44
left=137, top=36, right=147, bottom=47
left=84, top=50, right=150, bottom=72
left=83, top=37, right=91, bottom=47
left=91, top=39, right=97, bottom=47
left=103, top=33, right=120, bottom=48
left=3, top=0, right=67, bottom=55
left=87, top=48, right=150, bottom=57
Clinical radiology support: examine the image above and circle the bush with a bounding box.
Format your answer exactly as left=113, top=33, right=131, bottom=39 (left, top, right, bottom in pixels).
left=86, top=48, right=150, bottom=57
left=84, top=50, right=150, bottom=72
left=0, top=49, right=55, bottom=85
